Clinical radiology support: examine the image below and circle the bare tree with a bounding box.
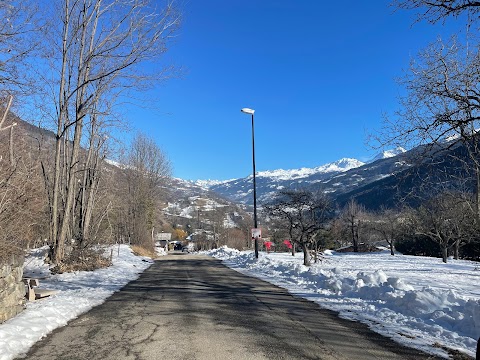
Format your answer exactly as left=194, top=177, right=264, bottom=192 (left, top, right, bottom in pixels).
left=368, top=207, right=405, bottom=256
left=39, top=0, right=180, bottom=263
left=0, top=108, right=49, bottom=262
left=122, top=133, right=171, bottom=251
left=264, top=190, right=331, bottom=266
left=393, top=0, right=480, bottom=24
left=208, top=206, right=228, bottom=249
left=386, top=0, right=480, bottom=223
left=376, top=33, right=480, bottom=217
left=222, top=228, right=247, bottom=250
left=76, top=118, right=103, bottom=245
left=340, top=199, right=366, bottom=253
left=328, top=217, right=345, bottom=249
left=406, top=192, right=475, bottom=262
left=0, top=0, right=40, bottom=94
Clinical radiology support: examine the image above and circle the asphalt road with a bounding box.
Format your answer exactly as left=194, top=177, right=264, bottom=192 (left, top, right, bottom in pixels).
left=22, top=254, right=439, bottom=360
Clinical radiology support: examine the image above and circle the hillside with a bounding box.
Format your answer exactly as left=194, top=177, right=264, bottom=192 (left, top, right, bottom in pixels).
left=3, top=115, right=249, bottom=241
left=199, top=150, right=409, bottom=208
left=199, top=143, right=474, bottom=211
left=7, top=113, right=474, bottom=222
left=160, top=177, right=251, bottom=232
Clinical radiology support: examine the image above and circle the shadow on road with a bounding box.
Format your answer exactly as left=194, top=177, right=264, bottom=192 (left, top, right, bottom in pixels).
left=23, top=256, right=443, bottom=360
left=110, top=257, right=440, bottom=360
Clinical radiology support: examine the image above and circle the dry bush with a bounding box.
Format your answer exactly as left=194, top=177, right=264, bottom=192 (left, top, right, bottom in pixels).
left=223, top=228, right=248, bottom=250
left=0, top=126, right=48, bottom=263
left=131, top=245, right=157, bottom=259
left=51, top=247, right=112, bottom=274
left=0, top=243, right=23, bottom=264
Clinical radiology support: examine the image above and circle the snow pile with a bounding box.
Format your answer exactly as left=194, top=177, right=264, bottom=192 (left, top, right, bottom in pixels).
left=205, top=248, right=480, bottom=358
left=155, top=246, right=167, bottom=256
left=206, top=246, right=241, bottom=259
left=0, top=245, right=153, bottom=360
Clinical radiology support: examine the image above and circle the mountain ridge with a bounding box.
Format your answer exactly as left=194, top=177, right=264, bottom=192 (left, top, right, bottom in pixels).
left=196, top=148, right=411, bottom=207
left=195, top=149, right=407, bottom=188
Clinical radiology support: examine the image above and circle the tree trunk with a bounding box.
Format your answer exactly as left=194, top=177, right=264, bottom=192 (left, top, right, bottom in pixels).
left=291, top=242, right=295, bottom=256
left=56, top=120, right=83, bottom=263
left=50, top=0, right=70, bottom=264
left=453, top=239, right=460, bottom=260
left=50, top=132, right=63, bottom=261
left=351, top=217, right=358, bottom=253
left=56, top=0, right=99, bottom=263
left=302, top=245, right=311, bottom=266
left=389, top=241, right=395, bottom=256
left=442, top=245, right=448, bottom=263
left=78, top=124, right=100, bottom=247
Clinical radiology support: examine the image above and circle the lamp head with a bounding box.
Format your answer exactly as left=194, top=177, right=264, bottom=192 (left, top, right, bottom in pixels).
left=241, top=108, right=255, bottom=115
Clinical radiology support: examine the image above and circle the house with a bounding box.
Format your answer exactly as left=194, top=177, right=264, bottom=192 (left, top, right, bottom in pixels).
left=155, top=233, right=172, bottom=251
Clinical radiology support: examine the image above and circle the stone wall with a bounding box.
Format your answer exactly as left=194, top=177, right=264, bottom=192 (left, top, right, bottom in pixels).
left=0, top=255, right=25, bottom=323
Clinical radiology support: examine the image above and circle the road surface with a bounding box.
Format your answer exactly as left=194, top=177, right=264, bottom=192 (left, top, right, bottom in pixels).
left=22, top=254, right=439, bottom=360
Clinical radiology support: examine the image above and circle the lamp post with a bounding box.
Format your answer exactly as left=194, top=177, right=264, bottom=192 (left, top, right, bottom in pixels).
left=241, top=107, right=259, bottom=259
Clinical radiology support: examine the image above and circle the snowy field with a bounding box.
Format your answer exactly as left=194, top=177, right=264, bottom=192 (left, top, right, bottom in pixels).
left=204, top=247, right=480, bottom=359
left=0, top=245, right=153, bottom=360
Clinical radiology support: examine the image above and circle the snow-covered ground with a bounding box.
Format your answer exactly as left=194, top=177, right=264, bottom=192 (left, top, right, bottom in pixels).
left=0, top=245, right=153, bottom=360
left=204, top=247, right=480, bottom=359
left=2, top=245, right=478, bottom=359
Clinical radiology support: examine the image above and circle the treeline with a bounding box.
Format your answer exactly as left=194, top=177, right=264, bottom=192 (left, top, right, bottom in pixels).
left=263, top=190, right=480, bottom=266
left=0, top=0, right=180, bottom=268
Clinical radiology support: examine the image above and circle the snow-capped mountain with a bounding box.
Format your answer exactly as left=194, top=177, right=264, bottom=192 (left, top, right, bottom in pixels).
left=369, top=147, right=407, bottom=162
left=201, top=141, right=477, bottom=211
left=201, top=152, right=410, bottom=207
left=254, top=158, right=365, bottom=181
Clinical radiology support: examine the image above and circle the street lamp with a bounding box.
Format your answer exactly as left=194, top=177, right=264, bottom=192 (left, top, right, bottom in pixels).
left=241, top=107, right=259, bottom=259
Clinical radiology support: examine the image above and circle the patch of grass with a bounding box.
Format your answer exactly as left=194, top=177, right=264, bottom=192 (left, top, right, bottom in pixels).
left=131, top=245, right=157, bottom=259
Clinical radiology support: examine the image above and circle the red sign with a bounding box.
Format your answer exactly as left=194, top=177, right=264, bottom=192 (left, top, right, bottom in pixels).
left=283, top=240, right=292, bottom=249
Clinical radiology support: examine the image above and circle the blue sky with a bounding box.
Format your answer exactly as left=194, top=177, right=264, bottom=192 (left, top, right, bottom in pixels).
left=123, top=0, right=467, bottom=181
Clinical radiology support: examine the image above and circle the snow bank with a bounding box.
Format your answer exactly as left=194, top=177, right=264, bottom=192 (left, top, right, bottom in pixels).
left=205, top=247, right=480, bottom=358
left=0, top=245, right=153, bottom=360
left=155, top=246, right=167, bottom=256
